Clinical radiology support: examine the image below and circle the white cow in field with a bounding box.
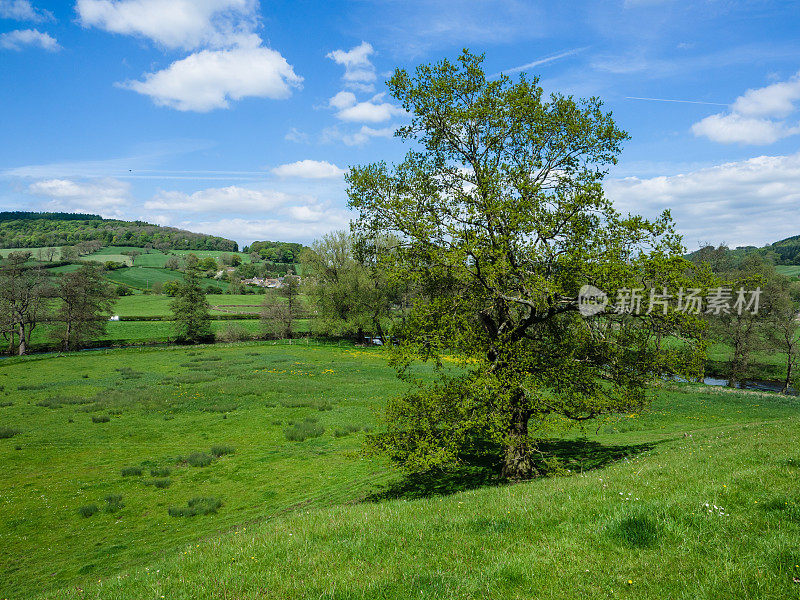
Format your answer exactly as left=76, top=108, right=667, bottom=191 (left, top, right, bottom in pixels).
left=109, top=315, right=120, bottom=321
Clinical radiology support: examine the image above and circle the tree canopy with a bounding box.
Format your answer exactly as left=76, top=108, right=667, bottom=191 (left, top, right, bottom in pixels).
left=347, top=51, right=707, bottom=479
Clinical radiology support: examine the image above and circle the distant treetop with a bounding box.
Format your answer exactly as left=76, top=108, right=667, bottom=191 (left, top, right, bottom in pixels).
left=0, top=211, right=102, bottom=223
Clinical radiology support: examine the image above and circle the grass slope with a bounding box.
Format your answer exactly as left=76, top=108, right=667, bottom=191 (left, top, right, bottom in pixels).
left=2, top=343, right=800, bottom=598
left=40, top=385, right=800, bottom=600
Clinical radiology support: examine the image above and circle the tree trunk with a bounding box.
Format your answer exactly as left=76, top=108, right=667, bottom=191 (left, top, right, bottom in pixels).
left=17, top=323, right=26, bottom=356
left=784, top=353, right=794, bottom=394
left=501, top=395, right=535, bottom=480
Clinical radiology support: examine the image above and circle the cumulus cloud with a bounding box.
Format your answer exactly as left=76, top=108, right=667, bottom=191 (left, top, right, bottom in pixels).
left=75, top=0, right=258, bottom=50
left=605, top=152, right=800, bottom=248
left=271, top=160, right=346, bottom=179
left=0, top=0, right=53, bottom=21
left=0, top=28, right=59, bottom=51
left=145, top=185, right=290, bottom=212
left=327, top=41, right=376, bottom=91
left=692, top=72, right=800, bottom=145
left=119, top=45, right=302, bottom=112
left=328, top=91, right=406, bottom=123
left=27, top=178, right=130, bottom=213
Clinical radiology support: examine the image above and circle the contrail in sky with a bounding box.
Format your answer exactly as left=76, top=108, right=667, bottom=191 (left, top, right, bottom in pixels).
left=496, top=47, right=589, bottom=76
left=625, top=96, right=728, bottom=106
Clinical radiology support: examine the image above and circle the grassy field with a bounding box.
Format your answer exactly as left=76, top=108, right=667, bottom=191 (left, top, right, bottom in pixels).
left=28, top=318, right=311, bottom=348
left=776, top=265, right=800, bottom=280
left=113, top=294, right=267, bottom=317
left=2, top=343, right=800, bottom=598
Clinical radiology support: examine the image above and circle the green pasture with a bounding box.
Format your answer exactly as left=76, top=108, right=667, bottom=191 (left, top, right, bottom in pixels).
left=776, top=265, right=800, bottom=280
left=0, top=342, right=799, bottom=598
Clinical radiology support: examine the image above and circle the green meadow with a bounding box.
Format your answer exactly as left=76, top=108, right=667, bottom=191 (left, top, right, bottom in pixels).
left=1, top=343, right=800, bottom=599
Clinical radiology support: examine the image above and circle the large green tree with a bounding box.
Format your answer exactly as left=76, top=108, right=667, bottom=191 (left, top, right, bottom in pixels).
left=347, top=51, right=706, bottom=479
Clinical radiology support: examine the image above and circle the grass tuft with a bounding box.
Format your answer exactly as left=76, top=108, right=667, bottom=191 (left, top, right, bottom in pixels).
left=91, top=415, right=111, bottom=423
left=168, top=497, right=222, bottom=517
left=210, top=445, right=235, bottom=457
left=120, top=466, right=143, bottom=477
left=0, top=427, right=21, bottom=439
left=284, top=420, right=325, bottom=442
left=77, top=504, right=99, bottom=518
left=186, top=452, right=214, bottom=467
left=104, top=495, right=124, bottom=513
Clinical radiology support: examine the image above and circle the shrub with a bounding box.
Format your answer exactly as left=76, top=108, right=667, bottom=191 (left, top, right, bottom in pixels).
left=104, top=495, right=124, bottom=513
left=0, top=401, right=13, bottom=407
left=92, top=415, right=110, bottom=423
left=284, top=421, right=325, bottom=442
left=210, top=445, right=235, bottom=457
left=168, top=497, right=222, bottom=517
left=121, top=466, right=143, bottom=477
left=150, top=467, right=172, bottom=477
left=215, top=324, right=252, bottom=343
left=0, top=427, right=21, bottom=439
left=78, top=504, right=99, bottom=518
left=186, top=452, right=214, bottom=467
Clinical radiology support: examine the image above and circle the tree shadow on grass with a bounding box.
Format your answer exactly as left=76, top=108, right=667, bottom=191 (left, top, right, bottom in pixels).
left=366, top=438, right=657, bottom=502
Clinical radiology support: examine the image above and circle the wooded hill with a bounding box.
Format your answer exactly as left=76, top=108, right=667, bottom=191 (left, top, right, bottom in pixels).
left=0, top=212, right=238, bottom=252
left=688, top=234, right=800, bottom=266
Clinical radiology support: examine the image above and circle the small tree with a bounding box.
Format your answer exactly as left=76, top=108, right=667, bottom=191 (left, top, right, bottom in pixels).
left=170, top=255, right=212, bottom=343
left=260, top=292, right=291, bottom=339
left=766, top=279, right=800, bottom=393
left=50, top=265, right=116, bottom=351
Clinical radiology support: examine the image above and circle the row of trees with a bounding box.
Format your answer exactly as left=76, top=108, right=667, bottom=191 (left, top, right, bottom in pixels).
left=0, top=252, right=115, bottom=355
left=692, top=247, right=800, bottom=392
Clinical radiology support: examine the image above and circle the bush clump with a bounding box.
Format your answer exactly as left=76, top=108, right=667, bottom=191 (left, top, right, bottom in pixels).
left=78, top=504, right=99, bottom=518
left=121, top=466, right=143, bottom=477
left=168, top=497, right=222, bottom=517
left=150, top=467, right=172, bottom=477
left=91, top=415, right=111, bottom=423
left=284, top=420, right=325, bottom=442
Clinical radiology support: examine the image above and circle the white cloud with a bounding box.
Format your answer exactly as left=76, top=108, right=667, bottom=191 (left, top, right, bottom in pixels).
left=330, top=92, right=406, bottom=123
left=271, top=160, right=346, bottom=179
left=119, top=45, right=302, bottom=112
left=0, top=0, right=53, bottom=21
left=327, top=41, right=376, bottom=90
left=27, top=178, right=130, bottom=213
left=731, top=72, right=800, bottom=118
left=329, top=90, right=356, bottom=110
left=145, top=185, right=290, bottom=212
left=605, top=152, right=800, bottom=248
left=0, top=28, right=59, bottom=51
left=691, top=113, right=797, bottom=145
left=692, top=72, right=800, bottom=145
left=75, top=0, right=258, bottom=50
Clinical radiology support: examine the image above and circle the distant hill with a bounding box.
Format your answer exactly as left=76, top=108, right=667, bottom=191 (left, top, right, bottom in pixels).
left=0, top=212, right=238, bottom=252
left=687, top=234, right=800, bottom=268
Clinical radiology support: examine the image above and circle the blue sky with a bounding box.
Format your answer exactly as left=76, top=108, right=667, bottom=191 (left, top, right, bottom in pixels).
left=1, top=0, right=799, bottom=249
